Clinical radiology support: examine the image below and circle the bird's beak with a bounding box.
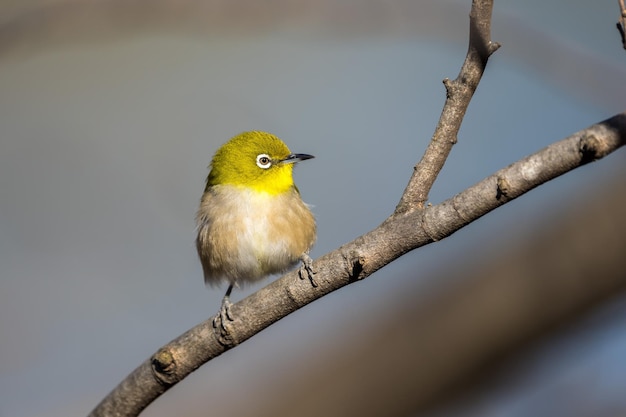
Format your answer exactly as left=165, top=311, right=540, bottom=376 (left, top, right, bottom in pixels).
left=281, top=153, right=315, bottom=164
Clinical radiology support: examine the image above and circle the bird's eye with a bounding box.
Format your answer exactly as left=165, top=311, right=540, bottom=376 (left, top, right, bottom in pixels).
left=256, top=154, right=272, bottom=169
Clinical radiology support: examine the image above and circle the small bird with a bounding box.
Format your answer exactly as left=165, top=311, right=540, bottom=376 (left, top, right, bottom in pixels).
left=196, top=131, right=316, bottom=327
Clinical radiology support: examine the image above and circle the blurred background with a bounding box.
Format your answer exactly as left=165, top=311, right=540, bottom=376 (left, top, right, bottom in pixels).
left=1, top=1, right=625, bottom=416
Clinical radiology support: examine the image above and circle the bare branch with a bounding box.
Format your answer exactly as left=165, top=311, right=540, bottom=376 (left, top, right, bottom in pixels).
left=87, top=1, right=626, bottom=415
left=618, top=0, right=626, bottom=49
left=89, top=111, right=626, bottom=417
left=396, top=0, right=500, bottom=213
left=253, top=168, right=626, bottom=417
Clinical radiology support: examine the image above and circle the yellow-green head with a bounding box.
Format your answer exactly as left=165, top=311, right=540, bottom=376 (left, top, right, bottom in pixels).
left=206, top=131, right=314, bottom=195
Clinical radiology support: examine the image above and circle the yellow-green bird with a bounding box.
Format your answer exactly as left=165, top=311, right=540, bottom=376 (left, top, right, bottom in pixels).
left=196, top=131, right=316, bottom=323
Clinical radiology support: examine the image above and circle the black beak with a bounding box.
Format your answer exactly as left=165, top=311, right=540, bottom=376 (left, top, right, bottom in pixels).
left=281, top=153, right=315, bottom=164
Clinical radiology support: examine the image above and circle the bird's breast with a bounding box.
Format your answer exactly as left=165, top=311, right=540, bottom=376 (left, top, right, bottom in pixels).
left=196, top=185, right=316, bottom=285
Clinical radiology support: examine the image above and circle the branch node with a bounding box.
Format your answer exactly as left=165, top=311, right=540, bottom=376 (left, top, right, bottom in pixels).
left=579, top=134, right=602, bottom=162
left=488, top=41, right=502, bottom=54
left=420, top=209, right=440, bottom=242
left=451, top=194, right=470, bottom=223
left=496, top=176, right=511, bottom=200
left=443, top=78, right=453, bottom=97
left=151, top=348, right=178, bottom=386
left=344, top=250, right=366, bottom=282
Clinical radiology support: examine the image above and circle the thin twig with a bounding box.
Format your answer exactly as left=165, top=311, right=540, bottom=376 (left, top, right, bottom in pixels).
left=395, top=0, right=500, bottom=213
left=618, top=0, right=626, bottom=49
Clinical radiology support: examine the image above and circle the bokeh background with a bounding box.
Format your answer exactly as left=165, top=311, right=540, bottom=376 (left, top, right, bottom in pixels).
left=1, top=1, right=625, bottom=416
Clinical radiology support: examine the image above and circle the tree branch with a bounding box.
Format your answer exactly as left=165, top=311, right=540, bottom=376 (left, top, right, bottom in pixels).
left=251, top=166, right=626, bottom=417
left=617, top=0, right=626, bottom=49
left=396, top=0, right=500, bottom=213
left=88, top=113, right=626, bottom=417
left=91, top=112, right=626, bottom=417
left=88, top=0, right=626, bottom=415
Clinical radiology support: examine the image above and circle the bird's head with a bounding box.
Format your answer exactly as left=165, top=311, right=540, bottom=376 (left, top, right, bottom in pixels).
left=207, top=131, right=314, bottom=195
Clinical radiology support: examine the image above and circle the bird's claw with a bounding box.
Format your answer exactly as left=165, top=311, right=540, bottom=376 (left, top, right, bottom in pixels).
left=212, top=291, right=235, bottom=344
left=299, top=252, right=318, bottom=287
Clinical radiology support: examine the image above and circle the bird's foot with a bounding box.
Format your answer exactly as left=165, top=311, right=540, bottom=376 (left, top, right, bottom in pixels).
left=212, top=287, right=235, bottom=345
left=299, top=252, right=318, bottom=287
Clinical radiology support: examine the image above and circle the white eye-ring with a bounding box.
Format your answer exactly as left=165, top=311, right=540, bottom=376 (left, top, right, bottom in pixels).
left=256, top=154, right=272, bottom=169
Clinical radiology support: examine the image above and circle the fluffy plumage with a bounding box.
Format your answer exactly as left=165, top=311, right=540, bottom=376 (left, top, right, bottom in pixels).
left=196, top=131, right=316, bottom=290
left=196, top=184, right=316, bottom=286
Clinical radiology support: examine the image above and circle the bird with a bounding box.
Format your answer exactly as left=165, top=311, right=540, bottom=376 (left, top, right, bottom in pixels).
left=196, top=131, right=316, bottom=330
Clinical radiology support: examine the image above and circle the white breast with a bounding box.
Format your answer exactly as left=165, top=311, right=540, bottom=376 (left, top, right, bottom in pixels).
left=196, top=185, right=316, bottom=286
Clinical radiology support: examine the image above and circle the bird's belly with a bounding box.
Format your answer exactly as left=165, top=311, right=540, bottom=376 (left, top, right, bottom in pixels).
left=197, top=186, right=316, bottom=286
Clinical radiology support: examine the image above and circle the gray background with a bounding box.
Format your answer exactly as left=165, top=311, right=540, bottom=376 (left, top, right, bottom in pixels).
left=1, top=1, right=625, bottom=416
